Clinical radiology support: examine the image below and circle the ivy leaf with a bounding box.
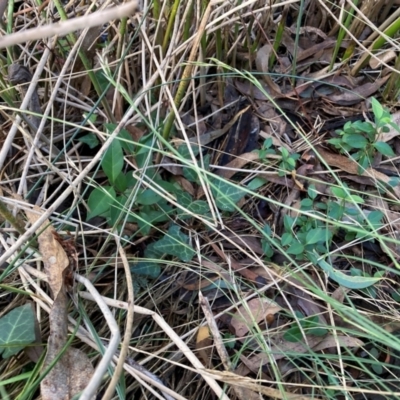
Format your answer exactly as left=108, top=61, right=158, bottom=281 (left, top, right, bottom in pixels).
left=153, top=225, right=195, bottom=262
left=101, top=139, right=124, bottom=185
left=178, top=200, right=211, bottom=220
left=87, top=186, right=116, bottom=220
left=211, top=178, right=246, bottom=212
left=0, top=304, right=36, bottom=358
left=136, top=189, right=162, bottom=205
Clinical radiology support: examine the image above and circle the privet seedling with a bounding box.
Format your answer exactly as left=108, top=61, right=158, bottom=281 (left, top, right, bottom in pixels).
left=328, top=97, right=397, bottom=174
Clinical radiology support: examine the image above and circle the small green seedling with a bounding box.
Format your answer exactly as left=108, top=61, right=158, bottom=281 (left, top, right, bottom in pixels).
left=328, top=98, right=397, bottom=174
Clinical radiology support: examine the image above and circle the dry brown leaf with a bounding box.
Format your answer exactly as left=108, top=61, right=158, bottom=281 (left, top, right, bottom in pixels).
left=230, top=298, right=281, bottom=337
left=369, top=50, right=396, bottom=69
left=196, top=325, right=213, bottom=368
left=256, top=44, right=281, bottom=93
left=215, top=151, right=259, bottom=179
left=247, top=334, right=326, bottom=369
left=25, top=206, right=69, bottom=298
left=326, top=76, right=390, bottom=106
left=316, top=146, right=400, bottom=199
left=25, top=206, right=94, bottom=399
left=313, top=335, right=364, bottom=352
left=203, top=369, right=313, bottom=399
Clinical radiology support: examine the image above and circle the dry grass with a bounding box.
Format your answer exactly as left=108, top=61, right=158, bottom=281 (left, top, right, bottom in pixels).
left=1, top=0, right=400, bottom=399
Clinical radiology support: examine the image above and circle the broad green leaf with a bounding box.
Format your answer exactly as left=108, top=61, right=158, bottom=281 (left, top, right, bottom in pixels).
left=101, top=139, right=124, bottom=185
left=131, top=262, right=161, bottom=278
left=281, top=232, right=293, bottom=246
left=183, top=166, right=200, bottom=183
left=373, top=141, right=395, bottom=157
left=307, top=184, right=317, bottom=200
left=178, top=143, right=200, bottom=159
left=94, top=70, right=109, bottom=93
left=342, top=133, right=368, bottom=148
left=109, top=196, right=127, bottom=226
left=136, top=189, right=162, bottom=205
left=136, top=134, right=155, bottom=169
left=367, top=210, right=384, bottom=227
left=211, top=178, right=246, bottom=212
left=114, top=173, right=127, bottom=193
left=371, top=97, right=384, bottom=121
left=306, top=228, right=330, bottom=245
left=104, top=123, right=136, bottom=153
left=153, top=225, right=195, bottom=262
left=286, top=242, right=304, bottom=255
left=318, top=259, right=381, bottom=289
left=87, top=186, right=116, bottom=220
left=247, top=177, right=266, bottom=191
left=178, top=200, right=210, bottom=220
left=79, top=133, right=99, bottom=149
left=300, top=198, right=313, bottom=209
left=0, top=304, right=36, bottom=358
left=283, top=326, right=302, bottom=342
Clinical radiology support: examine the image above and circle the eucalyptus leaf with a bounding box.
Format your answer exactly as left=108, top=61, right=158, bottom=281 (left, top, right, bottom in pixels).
left=318, top=259, right=381, bottom=289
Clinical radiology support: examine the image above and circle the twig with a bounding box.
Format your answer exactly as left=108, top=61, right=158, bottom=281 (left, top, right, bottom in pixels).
left=101, top=235, right=135, bottom=400
left=74, top=273, right=121, bottom=400
left=78, top=291, right=230, bottom=400
left=0, top=1, right=140, bottom=49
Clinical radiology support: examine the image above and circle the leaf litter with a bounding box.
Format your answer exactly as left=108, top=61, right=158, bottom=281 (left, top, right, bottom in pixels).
left=3, top=1, right=400, bottom=399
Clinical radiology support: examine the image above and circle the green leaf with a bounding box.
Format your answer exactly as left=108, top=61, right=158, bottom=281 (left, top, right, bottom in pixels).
left=183, top=166, right=200, bottom=183
left=136, top=189, right=162, bottom=205
left=247, top=177, right=267, bottom=191
left=283, top=326, right=302, bottom=342
left=94, top=70, right=109, bottom=93
left=87, top=186, right=116, bottom=220
left=104, top=123, right=136, bottom=153
left=153, top=225, right=195, bottom=262
left=331, top=187, right=347, bottom=199
left=306, top=228, right=325, bottom=245
left=371, top=97, right=384, bottom=121
left=307, top=184, right=318, bottom=200
left=131, top=262, right=161, bottom=278
left=281, top=232, right=293, bottom=246
left=177, top=191, right=193, bottom=208
left=318, top=259, right=381, bottom=289
left=367, top=210, right=384, bottom=227
left=178, top=143, right=200, bottom=159
left=79, top=133, right=99, bottom=149
left=373, top=141, right=395, bottom=157
left=342, top=133, right=368, bottom=148
left=211, top=178, right=246, bottom=212
left=114, top=173, right=127, bottom=193
left=101, top=139, right=124, bottom=185
left=178, top=200, right=211, bottom=220
left=0, top=304, right=36, bottom=358
left=109, top=196, right=128, bottom=225
left=300, top=198, right=313, bottom=209
left=286, top=242, right=304, bottom=255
